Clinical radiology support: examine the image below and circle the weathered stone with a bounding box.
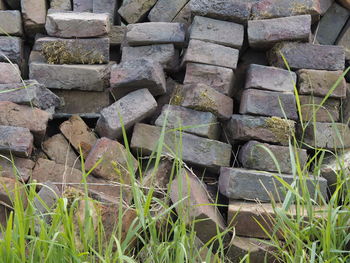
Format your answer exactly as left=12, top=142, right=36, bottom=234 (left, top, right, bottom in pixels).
left=0, top=62, right=21, bottom=84
left=170, top=168, right=226, bottom=244
left=0, top=155, right=35, bottom=182
left=109, top=26, right=126, bottom=46
left=126, top=22, right=186, bottom=47
left=0, top=11, right=23, bottom=36
left=148, top=0, right=189, bottom=22
left=190, top=16, right=244, bottom=49
left=33, top=182, right=60, bottom=221
left=59, top=115, right=97, bottom=158
left=85, top=137, right=138, bottom=181
left=223, top=115, right=296, bottom=145
left=96, top=89, right=157, bottom=139
left=299, top=95, right=340, bottom=122
left=245, top=64, right=296, bottom=93
left=118, top=0, right=157, bottom=24
left=240, top=89, right=298, bottom=120
left=268, top=42, right=345, bottom=71
left=121, top=44, right=179, bottom=72
left=172, top=1, right=192, bottom=27
left=21, top=0, right=47, bottom=35
left=337, top=0, right=350, bottom=9
left=110, top=59, right=166, bottom=99
left=297, top=69, right=347, bottom=98
left=93, top=0, right=117, bottom=24
left=182, top=39, right=239, bottom=70
left=46, top=12, right=110, bottom=38
left=50, top=0, right=72, bottom=11
left=238, top=140, right=308, bottom=173
left=0, top=37, right=23, bottom=65
left=73, top=0, right=92, bottom=12
left=248, top=15, right=311, bottom=50
left=0, top=102, right=51, bottom=143
left=342, top=84, right=350, bottom=124
left=0, top=177, right=26, bottom=207
left=0, top=126, right=33, bottom=158
left=316, top=3, right=349, bottom=45
left=219, top=167, right=328, bottom=202
left=155, top=104, right=220, bottom=140
left=336, top=19, right=350, bottom=60
left=42, top=134, right=80, bottom=168
left=33, top=37, right=110, bottom=64
left=131, top=123, right=232, bottom=172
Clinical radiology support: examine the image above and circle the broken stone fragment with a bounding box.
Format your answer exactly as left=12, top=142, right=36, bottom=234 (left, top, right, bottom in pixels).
left=0, top=125, right=33, bottom=158
left=0, top=155, right=35, bottom=182
left=0, top=37, right=23, bottom=66
left=73, top=0, right=92, bottom=12
left=148, top=0, right=189, bottom=22
left=0, top=62, right=21, bottom=84
left=0, top=10, right=23, bottom=36
left=118, top=0, right=157, bottom=24
left=21, top=0, right=47, bottom=35
left=299, top=95, right=340, bottom=122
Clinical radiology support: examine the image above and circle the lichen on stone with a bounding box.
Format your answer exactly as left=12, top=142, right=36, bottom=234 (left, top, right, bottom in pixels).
left=265, top=116, right=295, bottom=143
left=170, top=85, right=184, bottom=106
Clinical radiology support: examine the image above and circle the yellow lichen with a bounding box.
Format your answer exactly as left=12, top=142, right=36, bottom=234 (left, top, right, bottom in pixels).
left=170, top=85, right=184, bottom=106
left=265, top=116, right=295, bottom=143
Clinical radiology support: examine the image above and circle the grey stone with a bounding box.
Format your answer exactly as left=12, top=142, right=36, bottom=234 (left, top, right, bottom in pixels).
left=50, top=0, right=71, bottom=10
left=33, top=182, right=60, bottom=222
left=118, top=0, right=157, bottom=24
left=0, top=11, right=23, bottom=36
left=73, top=0, right=92, bottom=12
left=109, top=26, right=126, bottom=46
left=0, top=155, right=35, bottom=182
left=299, top=95, right=340, bottom=122
left=93, top=0, right=118, bottom=24
left=148, top=0, right=189, bottom=22
left=336, top=19, right=350, bottom=60
left=341, top=84, right=350, bottom=124
left=172, top=1, right=192, bottom=27
left=0, top=125, right=33, bottom=158
left=0, top=37, right=23, bottom=65
left=96, top=89, right=157, bottom=139
left=0, top=62, right=21, bottom=84
left=21, top=0, right=47, bottom=35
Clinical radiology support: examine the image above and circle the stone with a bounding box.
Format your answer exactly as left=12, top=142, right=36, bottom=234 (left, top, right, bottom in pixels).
left=110, top=59, right=166, bottom=99
left=131, top=123, right=232, bottom=172
left=45, top=12, right=110, bottom=38
left=148, top=0, right=189, bottom=22
left=155, top=104, right=220, bottom=140
left=248, top=15, right=311, bottom=50
left=0, top=37, right=23, bottom=65
left=126, top=22, right=186, bottom=47
left=337, top=20, right=350, bottom=60
left=96, top=89, right=157, bottom=139
left=219, top=167, right=328, bottom=202
left=190, top=16, right=244, bottom=49
left=42, top=134, right=81, bottom=168
left=93, top=0, right=117, bottom=24
left=268, top=42, right=345, bottom=71
left=337, top=0, right=350, bottom=9
left=73, top=0, right=92, bottom=12
left=118, top=0, right=157, bottom=24
left=341, top=84, right=350, bottom=124
left=50, top=0, right=72, bottom=11
left=21, top=0, right=47, bottom=35
left=297, top=69, right=347, bottom=98
left=238, top=140, right=308, bottom=174
left=0, top=177, right=26, bottom=207
left=316, top=3, right=349, bottom=45
left=0, top=62, right=21, bottom=84
left=170, top=168, right=226, bottom=244
left=33, top=37, right=110, bottom=64
left=59, top=115, right=97, bottom=158
left=239, top=89, right=298, bottom=120
left=85, top=137, right=138, bottom=181
left=223, top=115, right=296, bottom=145
left=109, top=26, right=126, bottom=47
left=33, top=182, right=60, bottom=221
left=0, top=11, right=23, bottom=36
left=172, top=1, right=192, bottom=27
left=0, top=126, right=33, bottom=158
left=245, top=64, right=296, bottom=93
left=184, top=63, right=235, bottom=96
left=299, top=95, right=340, bottom=122
left=121, top=44, right=179, bottom=72
left=0, top=155, right=35, bottom=182
left=182, top=39, right=239, bottom=70
left=0, top=102, right=51, bottom=143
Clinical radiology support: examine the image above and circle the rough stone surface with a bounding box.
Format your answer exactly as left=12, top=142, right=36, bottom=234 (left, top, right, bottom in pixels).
left=148, top=0, right=189, bottom=22
left=0, top=62, right=21, bottom=84
left=299, top=95, right=340, bottom=122
left=21, top=0, right=47, bottom=35
left=0, top=11, right=23, bottom=36
left=96, top=89, right=157, bottom=139
left=118, top=0, right=158, bottom=24
left=50, top=0, right=72, bottom=11
left=172, top=1, right=192, bottom=26
left=73, top=0, right=92, bottom=12
left=337, top=19, right=350, bottom=60
left=0, top=155, right=35, bottom=182
left=0, top=126, right=33, bottom=158
left=109, top=26, right=126, bottom=46
left=93, top=0, right=117, bottom=24
left=0, top=37, right=23, bottom=65
left=0, top=177, right=26, bottom=207
left=131, top=123, right=232, bottom=172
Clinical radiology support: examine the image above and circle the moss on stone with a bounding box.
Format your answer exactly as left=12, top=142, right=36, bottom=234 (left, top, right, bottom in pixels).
left=265, top=116, right=295, bottom=143
left=170, top=85, right=184, bottom=106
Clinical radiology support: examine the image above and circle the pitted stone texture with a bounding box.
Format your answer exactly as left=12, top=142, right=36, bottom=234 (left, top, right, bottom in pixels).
left=240, top=89, right=298, bottom=120
left=0, top=37, right=23, bottom=65
left=73, top=0, right=92, bottom=12
left=46, top=12, right=110, bottom=38
left=183, top=39, right=239, bottom=70
left=21, top=0, right=47, bottom=35
left=268, top=42, right=345, bottom=71
left=299, top=95, right=340, bottom=122
left=0, top=126, right=33, bottom=158
left=0, top=155, right=35, bottom=182
left=118, top=0, right=157, bottom=24
left=190, top=16, right=244, bottom=49
left=155, top=104, right=220, bottom=140
left=50, top=0, right=72, bottom=11
left=0, top=11, right=23, bottom=36
left=148, top=0, right=189, bottom=22
left=96, top=89, right=157, bottom=139
left=0, top=62, right=21, bottom=84
left=131, top=123, right=232, bottom=172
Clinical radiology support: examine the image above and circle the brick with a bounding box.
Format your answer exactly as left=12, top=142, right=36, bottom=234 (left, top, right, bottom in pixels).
left=93, top=0, right=117, bottom=24
left=0, top=126, right=33, bottom=158
left=131, top=123, right=232, bottom=172
left=238, top=140, right=308, bottom=174
left=155, top=104, right=220, bottom=140
left=245, top=64, right=296, bottom=93
left=126, top=22, right=186, bottom=47
left=248, top=15, right=311, bottom=50
left=0, top=155, right=35, bottom=182
left=268, top=42, right=345, bottom=71
left=110, top=59, right=166, bottom=99
left=118, top=0, right=157, bottom=24
left=219, top=167, right=327, bottom=202
left=0, top=62, right=21, bottom=84
left=297, top=69, right=347, bottom=98
left=239, top=89, right=298, bottom=120
left=299, top=95, right=340, bottom=122
left=190, top=16, right=244, bottom=49
left=0, top=11, right=23, bottom=36
left=46, top=12, right=110, bottom=38
left=223, top=115, right=296, bottom=145
left=85, top=137, right=138, bottom=181
left=148, top=0, right=189, bottom=22
left=50, top=0, right=72, bottom=11
left=184, top=63, right=235, bottom=96
left=182, top=39, right=239, bottom=70
left=336, top=19, right=350, bottom=60
left=109, top=26, right=126, bottom=46
left=21, top=0, right=47, bottom=35
left=96, top=89, right=157, bottom=139
left=73, top=0, right=92, bottom=12
left=0, top=37, right=23, bottom=65
left=316, top=3, right=349, bottom=45
left=59, top=115, right=97, bottom=158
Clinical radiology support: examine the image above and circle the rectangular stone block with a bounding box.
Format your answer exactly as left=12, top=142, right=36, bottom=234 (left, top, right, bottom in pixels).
left=131, top=123, right=232, bottom=172
left=118, top=0, right=157, bottom=24
left=240, top=89, right=298, bottom=120
left=0, top=11, right=23, bottom=36
left=0, top=155, right=35, bottom=182
left=96, top=89, right=157, bottom=139
left=155, top=104, right=220, bottom=140
left=0, top=62, right=21, bottom=84
left=0, top=37, right=23, bottom=65
left=0, top=126, right=33, bottom=158
left=219, top=167, right=327, bottom=202
left=268, top=42, right=345, bottom=71
left=299, top=95, right=340, bottom=122
left=109, top=25, right=126, bottom=46
left=337, top=19, right=350, bottom=60
left=148, top=0, right=189, bottom=22
left=73, top=0, right=92, bottom=12
left=21, top=0, right=47, bottom=35
left=50, top=0, right=72, bottom=11
left=183, top=39, right=239, bottom=70
left=93, top=0, right=117, bottom=24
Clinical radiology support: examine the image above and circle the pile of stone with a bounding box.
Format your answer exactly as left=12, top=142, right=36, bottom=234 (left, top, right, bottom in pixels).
left=0, top=0, right=349, bottom=261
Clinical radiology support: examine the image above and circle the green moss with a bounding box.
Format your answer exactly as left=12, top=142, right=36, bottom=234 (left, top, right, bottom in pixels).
left=265, top=117, right=295, bottom=143
left=170, top=85, right=184, bottom=106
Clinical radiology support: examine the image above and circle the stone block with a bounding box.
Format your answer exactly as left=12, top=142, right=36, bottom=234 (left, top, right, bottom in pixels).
left=299, top=95, right=340, bottom=122
left=336, top=19, right=350, bottom=60
left=50, top=0, right=72, bottom=11
left=0, top=11, right=23, bottom=36
left=96, top=89, right=157, bottom=139
left=131, top=123, right=232, bottom=172
left=0, top=37, right=23, bottom=65
left=0, top=155, right=35, bottom=182
left=148, top=0, right=188, bottom=22
left=0, top=62, right=21, bottom=84
left=93, top=0, right=117, bottom=24
left=109, top=26, right=126, bottom=46
left=118, top=0, right=157, bottom=24
left=21, top=0, right=47, bottom=35
left=172, top=1, right=192, bottom=27
left=0, top=126, right=33, bottom=158
left=73, top=0, right=92, bottom=12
